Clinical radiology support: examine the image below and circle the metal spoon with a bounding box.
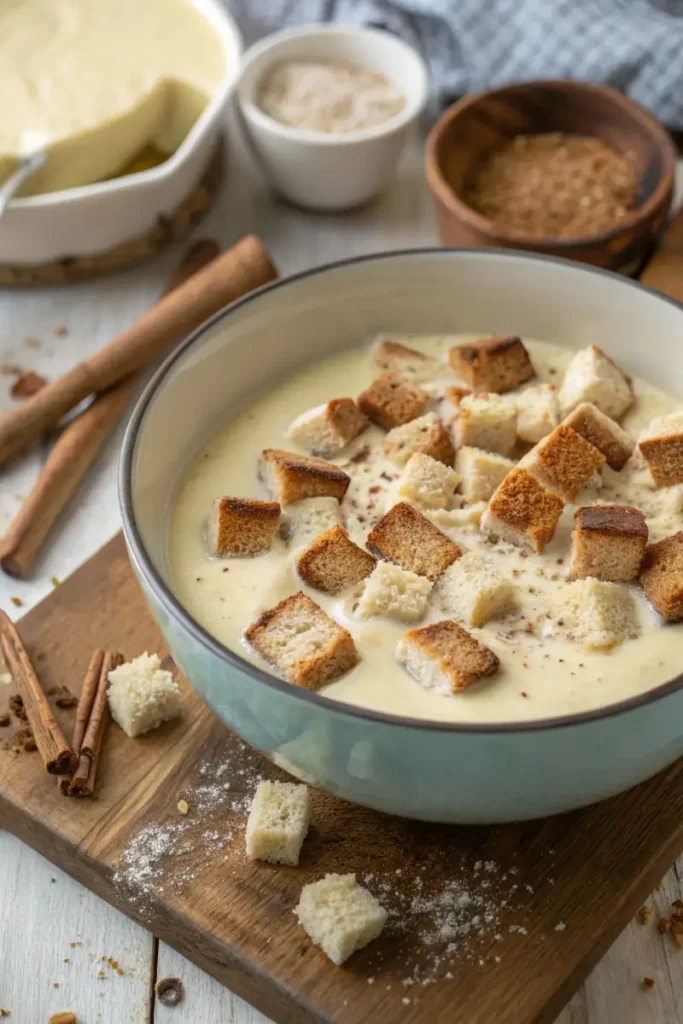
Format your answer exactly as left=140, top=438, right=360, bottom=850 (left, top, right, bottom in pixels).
left=0, top=151, right=47, bottom=219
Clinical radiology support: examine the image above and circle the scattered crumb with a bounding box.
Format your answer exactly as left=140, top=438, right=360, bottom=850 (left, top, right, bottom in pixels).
left=638, top=905, right=653, bottom=926
left=0, top=714, right=9, bottom=728
left=53, top=983, right=59, bottom=989
left=10, top=597, right=22, bottom=608
left=51, top=577, right=60, bottom=587
left=643, top=976, right=655, bottom=990
left=0, top=1012, right=9, bottom=1019
left=96, top=970, right=105, bottom=979
left=23, top=337, right=40, bottom=349
left=10, top=370, right=47, bottom=398
left=70, top=942, right=82, bottom=949
left=155, top=977, right=184, bottom=1006
left=54, top=325, right=68, bottom=337
left=177, top=799, right=190, bottom=815
left=0, top=364, right=21, bottom=376
left=554, top=921, right=567, bottom=932
left=222, top=782, right=231, bottom=791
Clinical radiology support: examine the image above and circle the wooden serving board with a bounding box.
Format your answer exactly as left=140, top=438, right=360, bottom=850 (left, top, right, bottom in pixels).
left=2, top=534, right=683, bottom=1024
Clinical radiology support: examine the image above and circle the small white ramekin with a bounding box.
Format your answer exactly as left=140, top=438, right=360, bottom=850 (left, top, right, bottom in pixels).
left=236, top=25, right=429, bottom=211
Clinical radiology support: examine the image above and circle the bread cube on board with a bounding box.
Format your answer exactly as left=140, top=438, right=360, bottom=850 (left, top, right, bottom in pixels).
left=373, top=339, right=441, bottom=382
left=570, top=505, right=648, bottom=582
left=296, top=525, right=375, bottom=594
left=558, top=345, right=633, bottom=420
left=358, top=371, right=430, bottom=430
left=639, top=531, right=683, bottom=621
left=245, top=781, right=311, bottom=866
left=563, top=402, right=635, bottom=471
left=382, top=412, right=455, bottom=467
left=452, top=393, right=517, bottom=456
left=107, top=653, right=182, bottom=738
left=638, top=411, right=683, bottom=487
left=261, top=449, right=350, bottom=505
left=520, top=424, right=605, bottom=502
left=396, top=620, right=500, bottom=693
left=244, top=592, right=358, bottom=689
left=456, top=446, right=515, bottom=504
left=357, top=561, right=433, bottom=622
left=448, top=335, right=535, bottom=394
left=515, top=383, right=559, bottom=444
left=287, top=398, right=368, bottom=458
left=564, top=578, right=639, bottom=649
left=281, top=497, right=343, bottom=550
left=435, top=552, right=516, bottom=627
left=394, top=453, right=460, bottom=510
left=480, top=468, right=564, bottom=554
left=367, top=502, right=462, bottom=581
left=294, top=873, right=387, bottom=965
left=209, top=497, right=280, bottom=557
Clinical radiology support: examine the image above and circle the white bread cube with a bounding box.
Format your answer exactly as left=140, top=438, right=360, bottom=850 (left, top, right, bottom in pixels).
left=558, top=345, right=633, bottom=420
left=382, top=412, right=455, bottom=467
left=287, top=398, right=368, bottom=458
left=455, top=446, right=515, bottom=503
left=396, top=620, right=500, bottom=694
left=435, top=552, right=516, bottom=627
left=427, top=502, right=487, bottom=531
left=245, top=780, right=311, bottom=866
left=394, top=453, right=460, bottom=510
left=373, top=339, right=441, bottom=382
left=209, top=497, right=280, bottom=557
left=639, top=410, right=683, bottom=487
left=281, top=497, right=343, bottom=550
left=515, top=384, right=558, bottom=444
left=107, top=653, right=182, bottom=738
left=357, top=561, right=433, bottom=622
left=294, top=873, right=387, bottom=965
left=452, top=393, right=517, bottom=456
left=563, top=578, right=639, bottom=649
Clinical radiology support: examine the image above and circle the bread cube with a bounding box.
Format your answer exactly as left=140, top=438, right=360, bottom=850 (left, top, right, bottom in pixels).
left=244, top=592, right=358, bottom=689
left=382, top=412, right=455, bottom=467
left=393, top=453, right=460, bottom=510
left=515, top=384, right=558, bottom=444
left=570, top=505, right=648, bottom=582
left=294, top=873, right=387, bottom=965
left=443, top=385, right=472, bottom=410
left=396, top=620, right=500, bottom=693
left=281, top=497, right=343, bottom=550
left=639, top=411, right=683, bottom=487
left=373, top=339, right=441, bottom=382
left=480, top=468, right=564, bottom=553
left=246, top=781, right=311, bottom=866
left=563, top=402, right=635, bottom=470
left=367, top=502, right=462, bottom=581
left=209, top=497, right=280, bottom=557
left=427, top=502, right=487, bottom=531
left=448, top=335, right=535, bottom=393
left=435, top=552, right=516, bottom=627
left=520, top=424, right=605, bottom=502
left=456, top=446, right=515, bottom=503
left=564, top=578, right=639, bottom=649
left=640, top=531, right=683, bottom=621
left=261, top=449, right=350, bottom=506
left=107, top=653, right=182, bottom=738
left=452, top=393, right=517, bottom=456
left=357, top=561, right=433, bottom=622
left=358, top=371, right=430, bottom=430
left=558, top=345, right=633, bottom=420
left=287, top=398, right=368, bottom=458
left=296, top=525, right=375, bottom=594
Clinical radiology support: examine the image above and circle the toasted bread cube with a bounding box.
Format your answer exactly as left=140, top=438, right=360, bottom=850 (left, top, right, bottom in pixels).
left=396, top=620, right=500, bottom=694
left=281, top=497, right=343, bottom=550
left=640, top=531, right=683, bottom=621
left=261, top=449, right=350, bottom=506
left=570, top=505, right=648, bottom=582
left=393, top=453, right=460, bottom=511
left=296, top=525, right=375, bottom=594
left=382, top=412, right=455, bottom=467
left=452, top=393, right=517, bottom=456
left=558, top=345, right=633, bottom=420
left=515, top=384, right=559, bottom=444
left=287, top=398, right=368, bottom=458
left=639, top=411, right=683, bottom=487
left=443, top=385, right=472, bottom=408
left=373, top=339, right=441, bottom=382
left=295, top=873, right=387, bottom=965
left=564, top=578, right=639, bottom=649
left=244, top=592, right=359, bottom=689
left=448, top=335, right=535, bottom=393
left=358, top=371, right=430, bottom=431
left=563, top=402, right=635, bottom=471
left=520, top=425, right=605, bottom=502
left=480, top=468, right=564, bottom=553
left=357, top=561, right=433, bottom=622
left=367, top=502, right=462, bottom=581
left=246, top=781, right=311, bottom=866
left=209, top=497, right=281, bottom=557
left=456, top=446, right=515, bottom=504
left=435, top=552, right=516, bottom=627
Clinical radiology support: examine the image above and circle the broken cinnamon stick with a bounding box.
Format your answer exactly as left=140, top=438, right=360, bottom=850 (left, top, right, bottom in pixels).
left=58, top=649, right=104, bottom=794
left=70, top=651, right=123, bottom=797
left=0, top=610, right=75, bottom=774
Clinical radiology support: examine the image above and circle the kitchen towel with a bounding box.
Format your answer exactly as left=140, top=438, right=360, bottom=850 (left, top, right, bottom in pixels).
left=230, top=0, right=683, bottom=129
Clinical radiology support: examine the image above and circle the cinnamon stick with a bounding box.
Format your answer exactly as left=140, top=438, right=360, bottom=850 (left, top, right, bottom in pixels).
left=58, top=649, right=104, bottom=794
left=0, top=610, right=75, bottom=774
left=0, top=238, right=226, bottom=578
left=70, top=651, right=123, bottom=797
left=0, top=234, right=277, bottom=465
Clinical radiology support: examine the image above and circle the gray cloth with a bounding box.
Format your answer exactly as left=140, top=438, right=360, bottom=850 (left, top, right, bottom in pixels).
left=230, top=0, right=683, bottom=129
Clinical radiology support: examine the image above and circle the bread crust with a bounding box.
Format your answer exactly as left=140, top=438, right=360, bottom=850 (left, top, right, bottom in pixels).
left=448, top=335, right=535, bottom=393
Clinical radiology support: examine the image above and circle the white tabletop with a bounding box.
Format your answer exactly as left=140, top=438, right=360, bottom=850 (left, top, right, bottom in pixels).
left=1, top=125, right=682, bottom=1024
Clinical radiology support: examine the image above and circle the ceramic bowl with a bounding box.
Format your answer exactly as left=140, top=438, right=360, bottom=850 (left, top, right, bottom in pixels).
left=236, top=25, right=429, bottom=211
left=121, top=249, right=683, bottom=825
left=0, top=0, right=242, bottom=269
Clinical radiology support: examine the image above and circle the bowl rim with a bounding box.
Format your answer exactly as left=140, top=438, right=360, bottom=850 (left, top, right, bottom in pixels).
left=236, top=23, right=429, bottom=147
left=7, top=0, right=243, bottom=210
left=424, top=79, right=677, bottom=249
left=120, top=246, right=683, bottom=736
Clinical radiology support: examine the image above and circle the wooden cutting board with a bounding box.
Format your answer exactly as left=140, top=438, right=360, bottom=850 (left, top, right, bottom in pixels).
left=2, top=532, right=683, bottom=1024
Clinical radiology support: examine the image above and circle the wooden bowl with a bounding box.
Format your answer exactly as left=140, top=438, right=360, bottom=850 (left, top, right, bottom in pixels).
left=425, top=80, right=676, bottom=272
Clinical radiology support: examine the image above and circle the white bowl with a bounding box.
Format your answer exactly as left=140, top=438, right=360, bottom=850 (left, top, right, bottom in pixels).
left=0, top=0, right=242, bottom=268
left=236, top=25, right=429, bottom=211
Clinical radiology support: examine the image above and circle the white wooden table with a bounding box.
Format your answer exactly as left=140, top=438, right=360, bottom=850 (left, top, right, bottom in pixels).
left=2, top=124, right=683, bottom=1024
